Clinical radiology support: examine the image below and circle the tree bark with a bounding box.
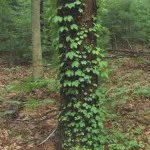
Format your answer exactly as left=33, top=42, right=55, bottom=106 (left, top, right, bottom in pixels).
left=31, top=0, right=43, bottom=79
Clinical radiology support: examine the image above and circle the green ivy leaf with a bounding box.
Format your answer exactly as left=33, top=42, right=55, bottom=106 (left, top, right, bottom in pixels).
left=74, top=102, right=81, bottom=108
left=70, top=42, right=78, bottom=49
left=72, top=61, right=79, bottom=68
left=70, top=24, right=78, bottom=30
left=78, top=8, right=83, bottom=13
left=79, top=122, right=85, bottom=127
left=72, top=80, right=79, bottom=87
left=75, top=69, right=83, bottom=76
left=66, top=36, right=72, bottom=42
left=75, top=0, right=82, bottom=5
left=65, top=3, right=75, bottom=9
left=64, top=80, right=72, bottom=87
left=59, top=26, right=68, bottom=32
left=54, top=16, right=63, bottom=23
left=77, top=40, right=82, bottom=45
left=81, top=60, right=87, bottom=65
left=65, top=70, right=74, bottom=77
left=79, top=77, right=84, bottom=82
left=66, top=51, right=77, bottom=59
left=64, top=15, right=73, bottom=22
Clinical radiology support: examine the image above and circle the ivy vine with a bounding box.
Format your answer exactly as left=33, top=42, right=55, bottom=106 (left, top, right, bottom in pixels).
left=55, top=0, right=108, bottom=149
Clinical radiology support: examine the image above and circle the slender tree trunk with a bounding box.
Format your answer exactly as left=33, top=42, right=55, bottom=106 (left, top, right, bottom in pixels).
left=31, top=0, right=43, bottom=79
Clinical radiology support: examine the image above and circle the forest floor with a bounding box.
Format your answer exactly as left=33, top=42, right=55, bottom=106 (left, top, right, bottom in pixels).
left=0, top=57, right=150, bottom=150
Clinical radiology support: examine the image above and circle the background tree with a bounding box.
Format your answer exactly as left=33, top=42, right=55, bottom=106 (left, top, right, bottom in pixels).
left=0, top=0, right=31, bottom=64
left=101, top=0, right=150, bottom=48
left=31, top=0, right=43, bottom=79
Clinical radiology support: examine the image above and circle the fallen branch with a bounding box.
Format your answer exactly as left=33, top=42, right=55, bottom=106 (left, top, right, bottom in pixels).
left=38, top=128, right=57, bottom=146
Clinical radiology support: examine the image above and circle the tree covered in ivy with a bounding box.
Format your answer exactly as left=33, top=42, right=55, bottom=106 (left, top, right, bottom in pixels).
left=55, top=0, right=107, bottom=149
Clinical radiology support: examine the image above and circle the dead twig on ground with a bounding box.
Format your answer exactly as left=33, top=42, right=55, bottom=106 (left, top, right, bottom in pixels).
left=38, top=128, right=57, bottom=146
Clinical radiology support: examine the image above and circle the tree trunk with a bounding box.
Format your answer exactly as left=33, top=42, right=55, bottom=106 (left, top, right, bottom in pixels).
left=56, top=0, right=99, bottom=149
left=31, top=0, right=43, bottom=79
left=57, top=0, right=97, bottom=107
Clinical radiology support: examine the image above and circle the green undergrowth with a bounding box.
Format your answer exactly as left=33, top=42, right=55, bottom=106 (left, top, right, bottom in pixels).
left=0, top=98, right=56, bottom=117
left=62, top=72, right=150, bottom=150
left=25, top=98, right=56, bottom=109
left=4, top=75, right=59, bottom=93
left=99, top=59, right=150, bottom=150
left=0, top=76, right=59, bottom=116
left=96, top=84, right=149, bottom=150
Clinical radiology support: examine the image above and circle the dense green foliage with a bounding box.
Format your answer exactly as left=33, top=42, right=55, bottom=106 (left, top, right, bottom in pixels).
left=101, top=0, right=150, bottom=46
left=1, top=0, right=149, bottom=65
left=0, top=0, right=31, bottom=64
left=0, top=0, right=54, bottom=64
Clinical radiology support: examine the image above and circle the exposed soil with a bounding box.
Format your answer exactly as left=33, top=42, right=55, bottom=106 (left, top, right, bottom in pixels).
left=0, top=58, right=58, bottom=150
